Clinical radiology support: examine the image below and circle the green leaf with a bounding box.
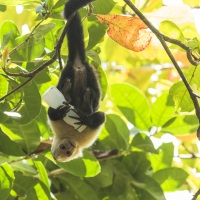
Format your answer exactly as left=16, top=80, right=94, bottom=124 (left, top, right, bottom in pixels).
left=88, top=50, right=101, bottom=65
left=16, top=81, right=41, bottom=124
left=93, top=0, right=116, bottom=14
left=34, top=23, right=56, bottom=39
left=153, top=167, right=188, bottom=191
left=187, top=37, right=200, bottom=50
left=35, top=105, right=52, bottom=138
left=50, top=0, right=65, bottom=19
left=23, top=82, right=41, bottom=116
left=0, top=0, right=41, bottom=5
left=162, top=115, right=198, bottom=135
left=151, top=93, right=175, bottom=127
left=81, top=151, right=101, bottom=177
left=87, top=22, right=107, bottom=50
left=25, top=62, right=51, bottom=84
left=0, top=163, right=14, bottom=200
left=90, top=60, right=108, bottom=100
left=148, top=143, right=174, bottom=172
left=46, top=150, right=101, bottom=177
left=86, top=162, right=113, bottom=187
left=13, top=171, right=51, bottom=200
left=111, top=182, right=138, bottom=200
left=0, top=128, right=25, bottom=156
left=45, top=0, right=54, bottom=11
left=56, top=191, right=74, bottom=200
left=105, top=114, right=130, bottom=150
left=34, top=161, right=50, bottom=190
left=10, top=33, right=45, bottom=61
left=123, top=152, right=151, bottom=176
left=0, top=75, right=8, bottom=98
left=2, top=121, right=40, bottom=155
left=0, top=5, right=6, bottom=12
left=52, top=0, right=65, bottom=10
left=0, top=102, right=10, bottom=123
left=0, top=31, right=12, bottom=50
left=10, top=161, right=37, bottom=175
left=134, top=175, right=166, bottom=200
left=159, top=20, right=186, bottom=44
left=56, top=173, right=99, bottom=200
left=187, top=65, right=200, bottom=89
left=169, top=81, right=194, bottom=112
left=111, top=83, right=152, bottom=130
left=0, top=21, right=20, bottom=49
left=108, top=160, right=133, bottom=198
left=131, top=133, right=157, bottom=153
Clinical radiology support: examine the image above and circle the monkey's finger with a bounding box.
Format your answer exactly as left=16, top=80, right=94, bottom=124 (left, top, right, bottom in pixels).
left=74, top=122, right=82, bottom=125
left=71, top=108, right=80, bottom=116
left=69, top=115, right=80, bottom=120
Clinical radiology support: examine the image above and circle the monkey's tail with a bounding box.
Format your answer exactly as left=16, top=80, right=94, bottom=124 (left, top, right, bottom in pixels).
left=64, top=0, right=94, bottom=63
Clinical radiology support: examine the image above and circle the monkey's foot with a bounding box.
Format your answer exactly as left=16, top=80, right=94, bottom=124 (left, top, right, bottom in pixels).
left=62, top=79, right=72, bottom=103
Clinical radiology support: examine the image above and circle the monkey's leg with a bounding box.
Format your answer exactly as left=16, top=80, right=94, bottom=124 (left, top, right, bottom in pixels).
left=72, top=66, right=88, bottom=110
left=81, top=87, right=99, bottom=114
left=62, top=78, right=72, bottom=103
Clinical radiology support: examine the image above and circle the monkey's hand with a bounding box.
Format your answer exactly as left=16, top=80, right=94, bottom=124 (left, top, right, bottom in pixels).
left=69, top=110, right=105, bottom=128
left=48, top=102, right=71, bottom=121
left=57, top=102, right=71, bottom=118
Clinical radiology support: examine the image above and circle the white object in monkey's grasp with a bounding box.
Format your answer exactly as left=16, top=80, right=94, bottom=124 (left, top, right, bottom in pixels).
left=42, top=86, right=87, bottom=132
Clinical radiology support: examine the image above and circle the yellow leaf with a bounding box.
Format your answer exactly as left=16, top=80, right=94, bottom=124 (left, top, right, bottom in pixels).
left=97, top=14, right=152, bottom=52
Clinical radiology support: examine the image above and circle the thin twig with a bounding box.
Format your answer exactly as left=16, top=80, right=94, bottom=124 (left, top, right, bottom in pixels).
left=0, top=53, right=57, bottom=101
left=0, top=18, right=45, bottom=60
left=0, top=77, right=33, bottom=101
left=11, top=19, right=46, bottom=54
left=124, top=0, right=200, bottom=137
left=161, top=34, right=199, bottom=66
left=182, top=143, right=196, bottom=158
left=192, top=189, right=200, bottom=200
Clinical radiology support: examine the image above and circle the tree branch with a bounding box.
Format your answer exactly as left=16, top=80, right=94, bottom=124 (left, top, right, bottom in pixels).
left=124, top=0, right=200, bottom=139
left=161, top=34, right=199, bottom=66
left=0, top=13, right=76, bottom=102
left=192, top=189, right=200, bottom=200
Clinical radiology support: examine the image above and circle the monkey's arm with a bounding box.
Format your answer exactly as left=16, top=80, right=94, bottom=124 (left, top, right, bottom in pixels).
left=48, top=103, right=70, bottom=121
left=48, top=78, right=72, bottom=121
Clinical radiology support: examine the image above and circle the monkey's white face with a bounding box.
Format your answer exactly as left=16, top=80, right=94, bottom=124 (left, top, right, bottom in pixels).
left=51, top=137, right=83, bottom=162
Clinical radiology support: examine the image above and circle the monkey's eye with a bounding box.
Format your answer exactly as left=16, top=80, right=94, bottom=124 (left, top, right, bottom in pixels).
left=59, top=144, right=66, bottom=150
left=66, top=151, right=72, bottom=156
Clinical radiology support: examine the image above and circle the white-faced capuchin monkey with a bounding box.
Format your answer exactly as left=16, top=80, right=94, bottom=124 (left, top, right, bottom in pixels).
left=48, top=0, right=105, bottom=162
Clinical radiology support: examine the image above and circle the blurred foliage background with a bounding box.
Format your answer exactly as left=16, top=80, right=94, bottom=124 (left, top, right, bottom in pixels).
left=0, top=0, right=200, bottom=199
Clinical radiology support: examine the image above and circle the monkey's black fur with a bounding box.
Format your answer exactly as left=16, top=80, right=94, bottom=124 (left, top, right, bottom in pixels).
left=48, top=0, right=105, bottom=128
